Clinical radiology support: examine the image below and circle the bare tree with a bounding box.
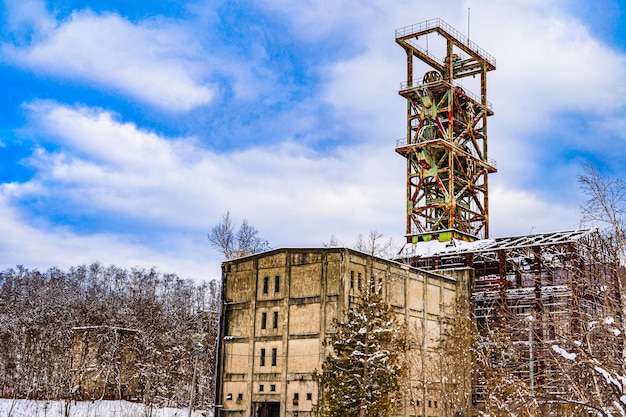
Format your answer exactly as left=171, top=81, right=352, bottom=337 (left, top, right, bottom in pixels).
left=466, top=235, right=626, bottom=415
left=235, top=219, right=269, bottom=258
left=579, top=164, right=626, bottom=245
left=471, top=166, right=626, bottom=416
left=208, top=212, right=269, bottom=260
left=353, top=230, right=396, bottom=259
left=534, top=165, right=626, bottom=415
left=208, top=212, right=236, bottom=260
left=322, top=235, right=340, bottom=248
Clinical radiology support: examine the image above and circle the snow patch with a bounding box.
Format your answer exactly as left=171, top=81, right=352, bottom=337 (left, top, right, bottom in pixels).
left=0, top=399, right=210, bottom=417
left=551, top=345, right=576, bottom=360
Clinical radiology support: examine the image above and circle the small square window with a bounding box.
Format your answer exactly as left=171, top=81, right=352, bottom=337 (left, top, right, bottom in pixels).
left=270, top=384, right=276, bottom=392
left=259, top=384, right=264, bottom=392
left=294, top=393, right=299, bottom=400
left=306, top=393, right=312, bottom=401
left=237, top=393, right=243, bottom=401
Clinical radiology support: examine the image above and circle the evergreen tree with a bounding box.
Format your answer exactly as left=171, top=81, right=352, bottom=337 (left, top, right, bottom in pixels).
left=315, top=286, right=406, bottom=417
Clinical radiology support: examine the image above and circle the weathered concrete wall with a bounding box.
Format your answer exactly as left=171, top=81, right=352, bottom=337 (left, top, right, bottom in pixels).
left=216, top=248, right=463, bottom=417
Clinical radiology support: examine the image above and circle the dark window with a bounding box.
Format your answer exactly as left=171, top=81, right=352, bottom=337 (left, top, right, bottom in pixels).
left=370, top=275, right=375, bottom=292
left=237, top=393, right=243, bottom=401
left=274, top=275, right=280, bottom=292
left=270, top=384, right=276, bottom=392
left=306, top=393, right=312, bottom=401
left=378, top=276, right=383, bottom=294
left=273, top=311, right=278, bottom=328
left=294, top=393, right=299, bottom=400
left=263, top=276, right=269, bottom=294
left=271, top=348, right=277, bottom=366
left=428, top=400, right=432, bottom=408
left=358, top=273, right=362, bottom=290
left=260, top=348, right=266, bottom=366
left=434, top=400, right=438, bottom=408
left=259, top=384, right=264, bottom=392
left=261, top=312, right=267, bottom=329
left=350, top=271, right=354, bottom=289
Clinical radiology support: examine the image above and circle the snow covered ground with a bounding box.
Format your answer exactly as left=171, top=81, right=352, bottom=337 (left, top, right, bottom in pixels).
left=0, top=399, right=212, bottom=417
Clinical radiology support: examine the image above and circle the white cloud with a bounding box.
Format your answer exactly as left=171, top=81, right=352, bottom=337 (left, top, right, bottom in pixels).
left=489, top=185, right=580, bottom=237
left=3, top=0, right=56, bottom=39
left=0, top=191, right=215, bottom=280
left=3, top=11, right=214, bottom=111
left=2, top=0, right=624, bottom=277
left=17, top=101, right=403, bottom=245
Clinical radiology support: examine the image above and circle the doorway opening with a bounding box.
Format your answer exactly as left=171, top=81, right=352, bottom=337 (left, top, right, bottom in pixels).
left=254, top=402, right=280, bottom=417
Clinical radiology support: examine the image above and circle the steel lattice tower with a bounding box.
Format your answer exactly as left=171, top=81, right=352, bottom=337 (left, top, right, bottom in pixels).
left=395, top=19, right=497, bottom=243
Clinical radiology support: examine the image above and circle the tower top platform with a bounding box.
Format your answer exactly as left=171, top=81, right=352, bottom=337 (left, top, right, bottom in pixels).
left=395, top=18, right=496, bottom=78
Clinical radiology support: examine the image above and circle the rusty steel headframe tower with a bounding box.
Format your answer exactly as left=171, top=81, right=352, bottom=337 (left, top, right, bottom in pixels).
left=395, top=19, right=497, bottom=244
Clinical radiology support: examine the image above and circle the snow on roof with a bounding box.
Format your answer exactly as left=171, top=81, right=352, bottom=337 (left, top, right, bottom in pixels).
left=399, top=228, right=595, bottom=259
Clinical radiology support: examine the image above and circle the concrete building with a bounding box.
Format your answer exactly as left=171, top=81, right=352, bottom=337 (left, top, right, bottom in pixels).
left=215, top=247, right=470, bottom=417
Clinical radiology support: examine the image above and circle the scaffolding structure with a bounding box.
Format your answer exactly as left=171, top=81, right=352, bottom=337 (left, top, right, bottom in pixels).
left=395, top=19, right=497, bottom=243
left=401, top=228, right=612, bottom=410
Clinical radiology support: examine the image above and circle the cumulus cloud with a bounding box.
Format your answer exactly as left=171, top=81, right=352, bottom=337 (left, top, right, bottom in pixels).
left=18, top=102, right=403, bottom=246
left=3, top=10, right=214, bottom=111
left=2, top=0, right=56, bottom=40
left=489, top=185, right=580, bottom=237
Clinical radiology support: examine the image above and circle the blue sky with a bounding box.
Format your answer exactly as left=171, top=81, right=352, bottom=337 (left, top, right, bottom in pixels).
left=1, top=0, right=626, bottom=280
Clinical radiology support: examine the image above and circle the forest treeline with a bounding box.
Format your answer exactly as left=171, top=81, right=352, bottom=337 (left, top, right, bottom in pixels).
left=0, top=263, right=219, bottom=409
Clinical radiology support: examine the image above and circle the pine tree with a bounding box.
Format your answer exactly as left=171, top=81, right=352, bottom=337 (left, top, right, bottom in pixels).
left=315, top=286, right=406, bottom=417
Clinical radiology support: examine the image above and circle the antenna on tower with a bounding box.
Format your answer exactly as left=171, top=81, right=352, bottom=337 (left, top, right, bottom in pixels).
left=467, top=8, right=471, bottom=40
